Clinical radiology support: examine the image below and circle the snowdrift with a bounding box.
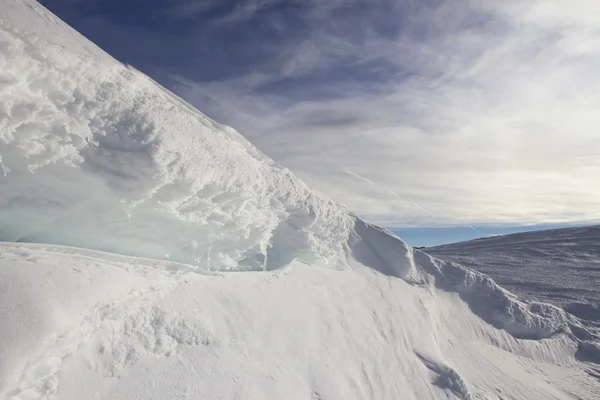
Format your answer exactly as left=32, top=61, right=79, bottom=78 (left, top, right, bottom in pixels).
left=0, top=1, right=599, bottom=399
left=0, top=0, right=353, bottom=270
left=1, top=243, right=599, bottom=400
left=427, top=225, right=600, bottom=321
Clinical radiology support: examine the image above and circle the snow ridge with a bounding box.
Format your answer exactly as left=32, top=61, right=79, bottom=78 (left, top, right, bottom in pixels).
left=0, top=0, right=353, bottom=270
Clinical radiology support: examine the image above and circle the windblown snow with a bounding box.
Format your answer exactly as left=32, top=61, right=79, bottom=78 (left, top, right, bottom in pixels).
left=427, top=226, right=600, bottom=322
left=0, top=1, right=599, bottom=399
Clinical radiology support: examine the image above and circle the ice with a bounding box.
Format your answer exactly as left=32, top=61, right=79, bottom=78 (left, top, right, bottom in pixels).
left=0, top=1, right=599, bottom=399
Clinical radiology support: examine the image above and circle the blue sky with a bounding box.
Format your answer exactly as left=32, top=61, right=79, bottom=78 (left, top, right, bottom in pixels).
left=387, top=222, right=599, bottom=248
left=41, top=0, right=600, bottom=230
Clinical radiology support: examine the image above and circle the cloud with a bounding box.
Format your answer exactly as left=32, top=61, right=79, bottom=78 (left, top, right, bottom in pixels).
left=41, top=0, right=600, bottom=226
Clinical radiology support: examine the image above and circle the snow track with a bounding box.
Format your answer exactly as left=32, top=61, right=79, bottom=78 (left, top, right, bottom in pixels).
left=0, top=244, right=193, bottom=399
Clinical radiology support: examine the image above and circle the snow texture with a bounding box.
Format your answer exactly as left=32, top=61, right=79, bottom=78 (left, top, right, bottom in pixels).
left=1, top=243, right=599, bottom=400
left=427, top=227, right=600, bottom=335
left=427, top=226, right=600, bottom=315
left=0, top=0, right=352, bottom=271
left=0, top=1, right=599, bottom=399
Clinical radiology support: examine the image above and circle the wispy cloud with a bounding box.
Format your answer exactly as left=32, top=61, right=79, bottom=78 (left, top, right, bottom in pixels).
left=42, top=0, right=600, bottom=226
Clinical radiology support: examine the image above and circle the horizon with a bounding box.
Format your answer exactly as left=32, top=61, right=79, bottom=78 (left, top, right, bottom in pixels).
left=387, top=222, right=600, bottom=248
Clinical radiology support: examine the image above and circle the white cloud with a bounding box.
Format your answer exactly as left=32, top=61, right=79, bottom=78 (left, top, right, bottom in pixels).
left=170, top=0, right=600, bottom=226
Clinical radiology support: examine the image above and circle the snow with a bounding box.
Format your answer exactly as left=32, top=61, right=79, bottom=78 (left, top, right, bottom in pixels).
left=0, top=1, right=599, bottom=399
left=0, top=0, right=352, bottom=270
left=427, top=226, right=600, bottom=326
left=1, top=243, right=599, bottom=400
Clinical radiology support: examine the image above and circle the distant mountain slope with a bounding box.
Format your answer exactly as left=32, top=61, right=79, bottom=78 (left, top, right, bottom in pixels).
left=427, top=226, right=600, bottom=322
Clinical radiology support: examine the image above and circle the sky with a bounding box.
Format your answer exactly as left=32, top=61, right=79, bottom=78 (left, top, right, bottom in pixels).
left=40, top=0, right=600, bottom=228
left=387, top=222, right=598, bottom=248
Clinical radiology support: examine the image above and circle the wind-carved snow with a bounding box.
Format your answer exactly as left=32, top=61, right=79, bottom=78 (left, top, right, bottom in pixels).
left=427, top=226, right=600, bottom=323
left=0, top=0, right=352, bottom=271
left=0, top=1, right=599, bottom=399
left=1, top=243, right=599, bottom=400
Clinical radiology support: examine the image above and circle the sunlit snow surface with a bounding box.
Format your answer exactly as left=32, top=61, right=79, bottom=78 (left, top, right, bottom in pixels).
left=0, top=1, right=599, bottom=399
left=1, top=243, right=599, bottom=400
left=0, top=0, right=352, bottom=270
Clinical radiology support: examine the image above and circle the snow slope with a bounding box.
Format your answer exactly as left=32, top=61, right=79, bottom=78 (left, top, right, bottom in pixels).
left=0, top=1, right=599, bottom=399
left=427, top=226, right=600, bottom=325
left=0, top=0, right=354, bottom=271
left=1, top=242, right=599, bottom=400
